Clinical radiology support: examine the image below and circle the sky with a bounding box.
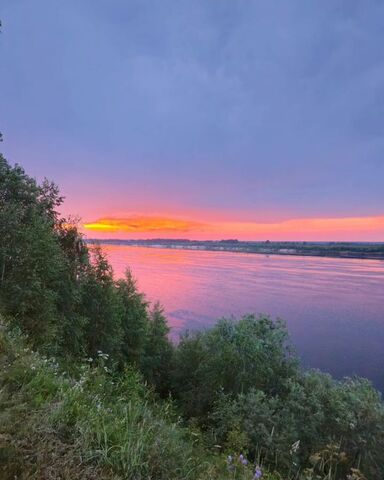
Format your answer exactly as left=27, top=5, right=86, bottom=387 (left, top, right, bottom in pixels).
left=1, top=0, right=384, bottom=241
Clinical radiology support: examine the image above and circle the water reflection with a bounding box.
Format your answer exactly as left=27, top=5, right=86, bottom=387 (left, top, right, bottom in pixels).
left=102, top=245, right=384, bottom=390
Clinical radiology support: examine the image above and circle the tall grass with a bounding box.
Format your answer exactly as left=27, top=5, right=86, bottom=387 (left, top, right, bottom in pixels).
left=0, top=322, right=375, bottom=480
left=0, top=324, right=264, bottom=479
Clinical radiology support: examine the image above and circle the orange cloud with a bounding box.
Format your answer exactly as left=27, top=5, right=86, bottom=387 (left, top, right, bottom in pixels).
left=84, top=216, right=207, bottom=233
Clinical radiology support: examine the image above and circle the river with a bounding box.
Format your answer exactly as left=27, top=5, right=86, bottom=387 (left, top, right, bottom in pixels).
left=101, top=244, right=384, bottom=390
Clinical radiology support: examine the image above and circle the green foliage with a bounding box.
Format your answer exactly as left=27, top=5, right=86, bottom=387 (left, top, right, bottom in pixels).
left=141, top=301, right=174, bottom=396
left=171, top=316, right=384, bottom=478
left=0, top=156, right=67, bottom=347
left=79, top=245, right=123, bottom=358
left=0, top=325, right=258, bottom=480
left=211, top=371, right=384, bottom=478
left=0, top=156, right=172, bottom=387
left=116, top=268, right=149, bottom=365
left=172, top=315, right=298, bottom=419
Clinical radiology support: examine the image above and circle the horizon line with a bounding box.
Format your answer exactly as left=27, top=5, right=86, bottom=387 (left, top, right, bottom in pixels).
left=85, top=238, right=384, bottom=245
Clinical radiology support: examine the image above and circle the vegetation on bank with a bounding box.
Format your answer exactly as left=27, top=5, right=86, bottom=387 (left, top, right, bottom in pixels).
left=1, top=155, right=384, bottom=479
left=88, top=239, right=384, bottom=261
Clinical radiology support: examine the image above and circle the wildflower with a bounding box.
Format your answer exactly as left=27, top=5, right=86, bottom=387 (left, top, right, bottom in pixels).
left=239, top=454, right=248, bottom=465
left=254, top=466, right=263, bottom=479
left=290, top=440, right=300, bottom=455
left=97, top=351, right=109, bottom=360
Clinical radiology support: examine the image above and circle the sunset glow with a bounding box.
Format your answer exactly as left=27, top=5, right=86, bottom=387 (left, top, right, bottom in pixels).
left=84, top=216, right=207, bottom=233
left=3, top=2, right=384, bottom=242
left=83, top=215, right=384, bottom=241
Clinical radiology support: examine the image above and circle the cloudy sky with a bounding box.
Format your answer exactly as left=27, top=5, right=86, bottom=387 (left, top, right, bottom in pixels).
left=1, top=1, right=384, bottom=240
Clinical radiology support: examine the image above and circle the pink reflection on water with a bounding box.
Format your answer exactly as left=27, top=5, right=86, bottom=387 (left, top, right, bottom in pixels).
left=101, top=245, right=384, bottom=389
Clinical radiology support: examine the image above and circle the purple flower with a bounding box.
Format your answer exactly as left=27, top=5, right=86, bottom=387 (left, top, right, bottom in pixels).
left=254, top=466, right=263, bottom=479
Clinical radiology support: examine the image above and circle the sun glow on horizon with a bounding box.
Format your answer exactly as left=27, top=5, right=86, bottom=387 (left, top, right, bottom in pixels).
left=84, top=216, right=207, bottom=233
left=83, top=215, right=384, bottom=241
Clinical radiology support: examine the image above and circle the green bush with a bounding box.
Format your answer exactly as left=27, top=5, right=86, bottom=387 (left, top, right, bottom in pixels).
left=172, top=315, right=298, bottom=419
left=211, top=371, right=384, bottom=478
left=0, top=325, right=269, bottom=479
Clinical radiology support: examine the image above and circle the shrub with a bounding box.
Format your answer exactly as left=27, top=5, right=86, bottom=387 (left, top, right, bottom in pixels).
left=172, top=315, right=298, bottom=419
left=0, top=325, right=248, bottom=479
left=211, top=371, right=384, bottom=478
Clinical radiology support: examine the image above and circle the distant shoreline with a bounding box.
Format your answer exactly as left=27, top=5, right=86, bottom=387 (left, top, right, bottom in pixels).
left=87, top=239, right=384, bottom=260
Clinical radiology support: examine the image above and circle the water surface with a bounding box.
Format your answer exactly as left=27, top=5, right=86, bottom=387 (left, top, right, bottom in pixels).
left=102, top=245, right=384, bottom=390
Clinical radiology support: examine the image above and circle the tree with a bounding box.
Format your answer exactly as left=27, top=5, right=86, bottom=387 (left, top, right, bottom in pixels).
left=116, top=269, right=149, bottom=366
left=79, top=245, right=123, bottom=358
left=0, top=156, right=66, bottom=347
left=54, top=218, right=90, bottom=357
left=142, top=302, right=173, bottom=396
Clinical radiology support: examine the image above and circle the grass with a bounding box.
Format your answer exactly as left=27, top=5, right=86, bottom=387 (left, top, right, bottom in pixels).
left=0, top=323, right=371, bottom=480
left=0, top=324, right=277, bottom=480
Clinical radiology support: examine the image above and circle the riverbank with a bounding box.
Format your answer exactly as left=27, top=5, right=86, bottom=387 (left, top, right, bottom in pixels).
left=1, top=318, right=381, bottom=480
left=2, top=157, right=383, bottom=479
left=88, top=239, right=384, bottom=260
